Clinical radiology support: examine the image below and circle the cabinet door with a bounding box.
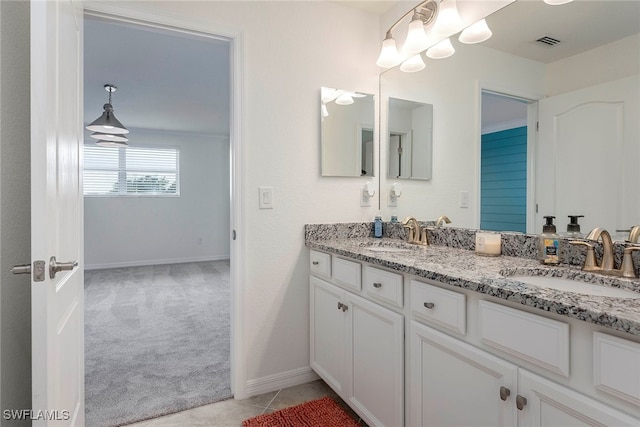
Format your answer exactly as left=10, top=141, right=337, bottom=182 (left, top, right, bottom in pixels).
left=411, top=321, right=518, bottom=427
left=517, top=370, right=640, bottom=427
left=310, top=276, right=348, bottom=397
left=347, top=293, right=404, bottom=427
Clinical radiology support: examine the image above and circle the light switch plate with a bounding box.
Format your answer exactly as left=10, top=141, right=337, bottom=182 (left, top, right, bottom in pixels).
left=259, top=186, right=274, bottom=209
left=460, top=190, right=469, bottom=208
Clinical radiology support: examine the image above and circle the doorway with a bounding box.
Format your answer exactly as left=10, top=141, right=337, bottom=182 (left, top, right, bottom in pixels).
left=83, top=12, right=235, bottom=426
left=480, top=90, right=535, bottom=233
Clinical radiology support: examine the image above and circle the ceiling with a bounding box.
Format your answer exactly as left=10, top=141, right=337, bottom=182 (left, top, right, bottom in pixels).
left=84, top=16, right=230, bottom=139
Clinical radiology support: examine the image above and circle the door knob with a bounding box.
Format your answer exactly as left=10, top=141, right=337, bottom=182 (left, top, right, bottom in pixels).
left=11, top=260, right=46, bottom=281
left=49, top=256, right=77, bottom=279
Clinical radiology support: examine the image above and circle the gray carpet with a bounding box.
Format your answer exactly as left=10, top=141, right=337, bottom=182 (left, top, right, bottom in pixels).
left=84, top=261, right=232, bottom=427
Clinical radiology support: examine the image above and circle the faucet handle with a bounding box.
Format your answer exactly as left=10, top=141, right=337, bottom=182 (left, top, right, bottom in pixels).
left=620, top=246, right=640, bottom=278
left=569, top=241, right=599, bottom=270
left=403, top=223, right=416, bottom=243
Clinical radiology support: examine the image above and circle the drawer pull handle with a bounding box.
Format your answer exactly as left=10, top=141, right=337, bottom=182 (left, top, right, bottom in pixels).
left=499, top=386, right=510, bottom=401
left=337, top=302, right=343, bottom=310
left=424, top=302, right=435, bottom=309
left=373, top=282, right=382, bottom=288
left=516, top=395, right=527, bottom=410
left=312, top=261, right=319, bottom=265
left=337, top=302, right=348, bottom=312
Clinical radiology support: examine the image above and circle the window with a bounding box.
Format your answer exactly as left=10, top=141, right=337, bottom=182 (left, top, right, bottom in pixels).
left=84, top=145, right=180, bottom=196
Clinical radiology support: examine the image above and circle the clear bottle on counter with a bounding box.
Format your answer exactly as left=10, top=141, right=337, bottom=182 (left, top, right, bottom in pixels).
left=374, top=214, right=383, bottom=238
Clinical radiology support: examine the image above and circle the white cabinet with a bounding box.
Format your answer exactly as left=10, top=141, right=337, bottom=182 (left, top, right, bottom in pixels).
left=411, top=321, right=518, bottom=427
left=310, top=276, right=403, bottom=427
left=411, top=321, right=639, bottom=427
left=518, top=369, right=639, bottom=427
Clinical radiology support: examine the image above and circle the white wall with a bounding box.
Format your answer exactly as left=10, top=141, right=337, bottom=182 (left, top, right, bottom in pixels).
left=83, top=0, right=381, bottom=396
left=0, top=1, right=31, bottom=424
left=84, top=128, right=230, bottom=269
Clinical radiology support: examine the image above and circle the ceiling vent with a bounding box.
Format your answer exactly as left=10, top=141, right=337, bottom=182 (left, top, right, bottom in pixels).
left=535, top=35, right=563, bottom=47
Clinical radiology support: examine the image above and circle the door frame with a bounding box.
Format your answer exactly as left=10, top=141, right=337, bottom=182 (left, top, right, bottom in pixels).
left=476, top=81, right=542, bottom=234
left=82, top=3, right=246, bottom=398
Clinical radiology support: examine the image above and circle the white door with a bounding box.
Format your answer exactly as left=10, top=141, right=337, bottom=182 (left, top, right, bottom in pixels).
left=31, top=0, right=84, bottom=425
left=537, top=75, right=639, bottom=236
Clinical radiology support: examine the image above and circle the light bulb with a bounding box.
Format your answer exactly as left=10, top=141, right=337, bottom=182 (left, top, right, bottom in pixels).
left=459, top=19, right=492, bottom=44
left=400, top=54, right=425, bottom=73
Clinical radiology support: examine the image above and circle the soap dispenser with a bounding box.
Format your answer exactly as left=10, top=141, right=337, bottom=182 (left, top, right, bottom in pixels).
left=539, top=216, right=560, bottom=265
left=566, top=215, right=584, bottom=238
left=374, top=213, right=383, bottom=238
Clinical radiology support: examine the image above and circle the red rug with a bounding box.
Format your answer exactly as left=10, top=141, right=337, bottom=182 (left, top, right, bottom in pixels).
left=242, top=396, right=361, bottom=427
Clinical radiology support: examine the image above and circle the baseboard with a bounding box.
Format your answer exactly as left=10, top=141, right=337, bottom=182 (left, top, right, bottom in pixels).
left=85, top=255, right=230, bottom=270
left=244, top=367, right=320, bottom=398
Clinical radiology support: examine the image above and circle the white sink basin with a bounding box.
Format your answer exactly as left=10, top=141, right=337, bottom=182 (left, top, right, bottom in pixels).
left=510, top=275, right=640, bottom=299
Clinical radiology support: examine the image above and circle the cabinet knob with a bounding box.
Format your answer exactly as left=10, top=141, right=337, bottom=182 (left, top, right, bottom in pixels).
left=342, top=304, right=349, bottom=312
left=373, top=282, right=382, bottom=288
left=516, top=395, right=527, bottom=410
left=312, top=261, right=319, bottom=265
left=499, top=386, right=510, bottom=401
left=423, top=302, right=435, bottom=309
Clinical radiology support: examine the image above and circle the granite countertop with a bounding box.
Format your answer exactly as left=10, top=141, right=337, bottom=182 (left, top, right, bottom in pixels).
left=306, top=237, right=640, bottom=337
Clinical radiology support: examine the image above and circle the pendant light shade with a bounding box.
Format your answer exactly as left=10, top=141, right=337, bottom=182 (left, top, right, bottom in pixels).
left=459, top=19, right=493, bottom=44
left=400, top=54, right=426, bottom=73
left=376, top=35, right=402, bottom=68
left=86, top=84, right=129, bottom=135
left=426, top=38, right=455, bottom=59
left=90, top=132, right=129, bottom=143
left=403, top=14, right=430, bottom=55
left=433, top=0, right=463, bottom=36
left=544, top=0, right=573, bottom=5
left=95, top=140, right=128, bottom=148
left=335, top=93, right=354, bottom=105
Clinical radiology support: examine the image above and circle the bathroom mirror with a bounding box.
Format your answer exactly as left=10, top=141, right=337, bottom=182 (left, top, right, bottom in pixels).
left=321, top=87, right=375, bottom=177
left=379, top=0, right=640, bottom=237
left=387, top=97, right=433, bottom=180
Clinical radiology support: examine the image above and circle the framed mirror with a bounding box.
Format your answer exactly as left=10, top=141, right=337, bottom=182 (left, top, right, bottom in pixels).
left=387, top=97, right=433, bottom=180
left=321, top=87, right=375, bottom=177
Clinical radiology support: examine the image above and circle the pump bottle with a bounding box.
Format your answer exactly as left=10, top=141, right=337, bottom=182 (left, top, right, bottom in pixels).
left=539, top=216, right=560, bottom=265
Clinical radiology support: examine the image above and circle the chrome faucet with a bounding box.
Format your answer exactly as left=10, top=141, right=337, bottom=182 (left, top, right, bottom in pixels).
left=570, top=227, right=639, bottom=278
left=435, top=215, right=451, bottom=228
left=402, top=216, right=428, bottom=245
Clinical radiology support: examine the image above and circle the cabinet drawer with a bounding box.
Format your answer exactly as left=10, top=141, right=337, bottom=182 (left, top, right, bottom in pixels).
left=363, top=266, right=403, bottom=308
left=310, top=250, right=331, bottom=279
left=593, top=332, right=640, bottom=406
left=479, top=300, right=569, bottom=377
left=332, top=256, right=361, bottom=291
left=411, top=280, right=466, bottom=334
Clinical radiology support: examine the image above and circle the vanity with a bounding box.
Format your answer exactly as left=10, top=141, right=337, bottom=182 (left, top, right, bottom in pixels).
left=305, top=224, right=640, bottom=427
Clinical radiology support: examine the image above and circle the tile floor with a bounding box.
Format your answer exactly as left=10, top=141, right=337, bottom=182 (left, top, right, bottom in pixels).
left=123, top=379, right=367, bottom=427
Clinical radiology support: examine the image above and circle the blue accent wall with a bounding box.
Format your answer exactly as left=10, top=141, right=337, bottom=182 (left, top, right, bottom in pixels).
left=481, top=126, right=527, bottom=233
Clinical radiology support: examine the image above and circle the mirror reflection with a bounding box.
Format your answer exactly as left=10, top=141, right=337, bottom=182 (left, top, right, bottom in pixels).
left=379, top=0, right=640, bottom=237
left=321, top=87, right=375, bottom=177
left=388, top=98, right=433, bottom=180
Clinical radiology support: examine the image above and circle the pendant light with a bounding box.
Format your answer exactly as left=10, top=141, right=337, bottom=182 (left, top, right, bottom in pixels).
left=432, top=0, right=463, bottom=36
left=86, top=84, right=129, bottom=135
left=403, top=10, right=431, bottom=55
left=376, top=33, right=402, bottom=68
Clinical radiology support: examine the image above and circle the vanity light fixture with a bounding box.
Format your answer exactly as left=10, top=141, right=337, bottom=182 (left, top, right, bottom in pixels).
left=376, top=0, right=438, bottom=68
left=426, top=38, right=455, bottom=59
left=86, top=84, right=129, bottom=136
left=458, top=19, right=492, bottom=44
left=400, top=54, right=426, bottom=72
